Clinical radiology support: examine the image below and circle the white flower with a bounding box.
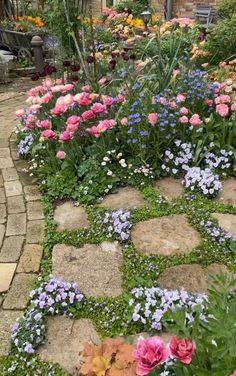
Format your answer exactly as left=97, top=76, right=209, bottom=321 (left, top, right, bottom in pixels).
left=101, top=161, right=106, bottom=166
left=107, top=170, right=113, bottom=176
left=103, top=156, right=110, bottom=162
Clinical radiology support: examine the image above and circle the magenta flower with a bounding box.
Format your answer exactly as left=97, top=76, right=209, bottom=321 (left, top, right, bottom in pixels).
left=170, top=336, right=195, bottom=365
left=133, top=337, right=170, bottom=376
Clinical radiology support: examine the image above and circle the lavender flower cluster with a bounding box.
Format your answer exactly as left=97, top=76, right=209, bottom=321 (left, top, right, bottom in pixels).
left=204, top=148, right=233, bottom=176
left=18, top=133, right=34, bottom=157
left=11, top=277, right=83, bottom=354
left=129, top=286, right=207, bottom=331
left=103, top=209, right=132, bottom=241
left=183, top=167, right=222, bottom=197
left=200, top=219, right=236, bottom=245
left=161, top=140, right=194, bottom=176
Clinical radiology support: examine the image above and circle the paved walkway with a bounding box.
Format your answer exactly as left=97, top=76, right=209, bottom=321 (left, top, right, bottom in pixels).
left=0, top=95, right=44, bottom=355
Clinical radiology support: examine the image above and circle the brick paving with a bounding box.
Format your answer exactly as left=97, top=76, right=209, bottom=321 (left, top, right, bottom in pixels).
left=0, top=95, right=44, bottom=355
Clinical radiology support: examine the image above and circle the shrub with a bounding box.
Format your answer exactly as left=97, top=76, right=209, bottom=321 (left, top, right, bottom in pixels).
left=217, top=0, right=236, bottom=19
left=114, top=0, right=149, bottom=17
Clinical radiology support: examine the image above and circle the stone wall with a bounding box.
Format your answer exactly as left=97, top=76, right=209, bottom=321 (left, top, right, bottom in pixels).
left=150, top=0, right=220, bottom=17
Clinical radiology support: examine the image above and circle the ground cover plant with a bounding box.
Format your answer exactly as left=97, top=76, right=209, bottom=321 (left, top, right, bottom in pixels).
left=0, top=1, right=236, bottom=375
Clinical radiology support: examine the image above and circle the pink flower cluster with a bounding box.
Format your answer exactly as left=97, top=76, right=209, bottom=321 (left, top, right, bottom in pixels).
left=133, top=336, right=195, bottom=375
left=170, top=17, right=195, bottom=27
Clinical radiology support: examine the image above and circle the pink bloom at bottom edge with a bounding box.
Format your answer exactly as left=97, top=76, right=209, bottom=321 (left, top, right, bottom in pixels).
left=232, top=371, right=236, bottom=376
left=133, top=337, right=170, bottom=376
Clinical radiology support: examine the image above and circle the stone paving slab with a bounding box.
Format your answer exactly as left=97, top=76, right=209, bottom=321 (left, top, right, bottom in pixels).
left=27, top=201, right=44, bottom=220
left=0, top=204, right=6, bottom=223
left=100, top=186, right=147, bottom=209
left=0, top=310, right=22, bottom=356
left=5, top=180, right=22, bottom=197
left=216, top=178, right=236, bottom=206
left=17, top=244, right=43, bottom=273
left=0, top=188, right=6, bottom=203
left=7, top=195, right=25, bottom=214
left=39, top=317, right=101, bottom=375
left=155, top=178, right=183, bottom=201
left=6, top=213, right=26, bottom=236
left=132, top=215, right=201, bottom=256
left=0, top=224, right=5, bottom=247
left=3, top=273, right=36, bottom=309
left=26, top=220, right=44, bottom=243
left=52, top=242, right=123, bottom=297
left=0, top=263, right=16, bottom=292
left=212, top=213, right=236, bottom=237
left=24, top=185, right=41, bottom=201
left=158, top=263, right=229, bottom=293
left=54, top=201, right=89, bottom=231
left=0, top=236, right=24, bottom=262
left=2, top=167, right=19, bottom=181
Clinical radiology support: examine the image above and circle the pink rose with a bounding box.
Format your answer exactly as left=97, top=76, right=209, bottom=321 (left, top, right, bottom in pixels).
left=133, top=337, right=170, bottom=376
left=86, top=125, right=100, bottom=138
left=51, top=104, right=67, bottom=117
left=59, top=131, right=73, bottom=142
left=51, top=85, right=65, bottom=93
left=56, top=150, right=66, bottom=159
left=120, top=117, right=128, bottom=125
left=180, top=107, right=188, bottom=115
left=216, top=103, right=229, bottom=117
left=179, top=116, right=188, bottom=124
left=91, top=102, right=106, bottom=114
left=205, top=99, right=213, bottom=106
left=66, top=123, right=78, bottom=133
left=63, top=94, right=74, bottom=107
left=38, top=120, right=51, bottom=129
left=189, top=114, right=202, bottom=126
left=148, top=113, right=158, bottom=126
left=40, top=92, right=53, bottom=103
left=15, top=109, right=25, bottom=117
left=170, top=336, right=195, bottom=365
left=63, top=83, right=74, bottom=92
left=41, top=130, right=56, bottom=139
left=169, top=100, right=177, bottom=108
left=231, top=103, right=236, bottom=111
left=66, top=115, right=80, bottom=126
left=82, top=110, right=96, bottom=122
left=44, top=79, right=53, bottom=88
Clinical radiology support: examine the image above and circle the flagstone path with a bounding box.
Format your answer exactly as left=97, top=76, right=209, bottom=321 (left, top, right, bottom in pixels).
left=0, top=94, right=44, bottom=355
left=0, top=91, right=236, bottom=374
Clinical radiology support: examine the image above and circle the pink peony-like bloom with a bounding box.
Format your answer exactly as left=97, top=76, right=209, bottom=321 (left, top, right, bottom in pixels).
left=86, top=125, right=100, bottom=138
left=15, top=109, right=25, bottom=117
left=169, top=100, right=177, bottom=108
left=170, top=337, right=195, bottom=365
left=63, top=83, right=74, bottom=92
left=40, top=92, right=53, bottom=103
left=179, top=115, right=188, bottom=124
left=231, top=102, right=236, bottom=111
left=98, top=76, right=108, bottom=86
left=82, top=85, right=90, bottom=92
left=82, top=110, right=96, bottom=122
left=41, top=129, right=56, bottom=139
left=224, top=85, right=233, bottom=93
left=180, top=107, right=188, bottom=115
left=91, top=102, right=107, bottom=114
left=63, top=94, right=74, bottom=107
left=177, top=94, right=186, bottom=103
left=231, top=370, right=236, bottom=376
left=117, top=94, right=125, bottom=103
left=160, top=97, right=168, bottom=105
left=38, top=120, right=51, bottom=129
left=44, top=79, right=53, bottom=88
left=66, top=123, right=79, bottom=133
left=59, top=130, right=73, bottom=142
left=66, top=115, right=80, bottom=126
left=120, top=117, right=128, bottom=125
left=102, top=95, right=114, bottom=107
left=201, top=62, right=209, bottom=68
left=56, top=150, right=66, bottom=159
left=148, top=113, right=158, bottom=125
left=86, top=119, right=116, bottom=137
left=215, top=94, right=231, bottom=104
left=51, top=104, right=67, bottom=117
left=74, top=92, right=91, bottom=106
left=216, top=103, right=229, bottom=117
left=189, top=114, right=202, bottom=126
left=133, top=337, right=170, bottom=376
left=51, top=85, right=65, bottom=93
left=30, top=104, right=41, bottom=112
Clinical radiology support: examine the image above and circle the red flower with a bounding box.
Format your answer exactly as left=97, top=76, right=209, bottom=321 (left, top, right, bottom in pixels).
left=170, top=337, right=195, bottom=365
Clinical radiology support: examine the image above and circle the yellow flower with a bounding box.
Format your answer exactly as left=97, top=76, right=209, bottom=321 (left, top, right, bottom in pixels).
left=92, top=356, right=111, bottom=376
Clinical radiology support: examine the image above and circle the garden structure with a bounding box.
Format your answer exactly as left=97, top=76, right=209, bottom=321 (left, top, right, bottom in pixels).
left=0, top=0, right=236, bottom=375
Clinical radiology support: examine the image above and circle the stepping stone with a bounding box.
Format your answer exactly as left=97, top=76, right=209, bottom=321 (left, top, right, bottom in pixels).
left=157, top=263, right=229, bottom=293
left=0, top=236, right=24, bottom=262
left=155, top=178, right=183, bottom=201
left=2, top=168, right=19, bottom=181
left=27, top=201, right=44, bottom=220
left=0, top=263, right=16, bottom=292
left=24, top=185, right=41, bottom=201
left=39, top=317, right=100, bottom=375
left=3, top=273, right=36, bottom=309
left=54, top=201, right=89, bottom=231
left=0, top=204, right=6, bottom=223
left=26, top=220, right=44, bottom=243
left=0, top=311, right=22, bottom=356
left=0, top=188, right=6, bottom=203
left=52, top=242, right=123, bottom=297
left=131, top=215, right=200, bottom=256
left=17, top=244, right=43, bottom=273
left=7, top=195, right=25, bottom=214
left=6, top=213, right=26, bottom=236
left=5, top=180, right=22, bottom=197
left=212, top=213, right=236, bottom=237
left=217, top=178, right=236, bottom=206
left=0, top=157, right=14, bottom=169
left=100, top=187, right=147, bottom=209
